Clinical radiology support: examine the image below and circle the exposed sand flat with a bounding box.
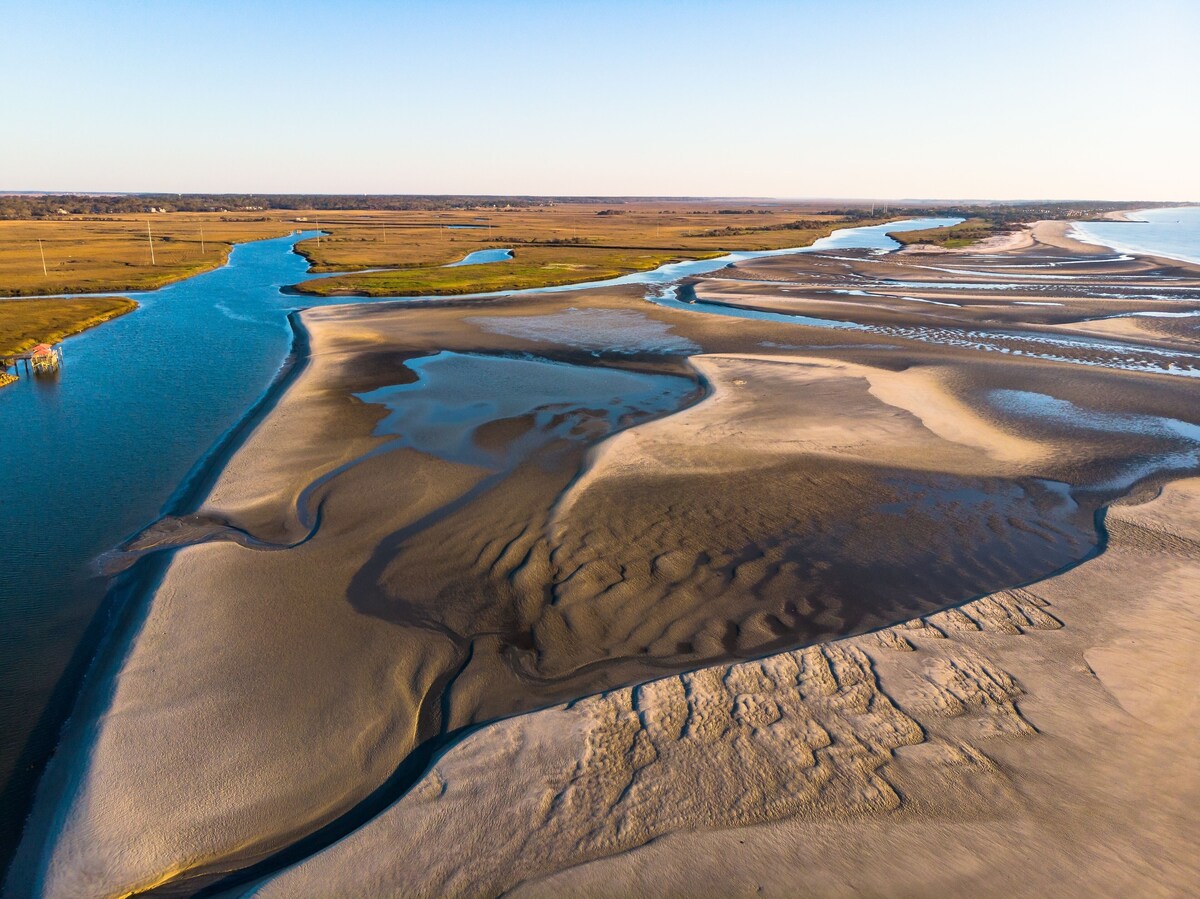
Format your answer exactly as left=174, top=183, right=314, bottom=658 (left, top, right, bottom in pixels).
left=11, top=220, right=1200, bottom=897
left=688, top=229, right=1200, bottom=381
left=558, top=353, right=1047, bottom=518
left=1050, top=311, right=1200, bottom=348
left=256, top=477, right=1200, bottom=898
left=695, top=279, right=1199, bottom=324
left=1030, top=220, right=1115, bottom=254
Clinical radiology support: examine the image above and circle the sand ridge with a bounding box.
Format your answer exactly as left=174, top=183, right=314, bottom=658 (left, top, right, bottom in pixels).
left=559, top=352, right=1046, bottom=518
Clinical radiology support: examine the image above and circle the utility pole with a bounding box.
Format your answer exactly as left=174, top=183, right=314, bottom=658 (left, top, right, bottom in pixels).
left=200, top=225, right=206, bottom=254
left=147, top=221, right=156, bottom=266
left=38, top=239, right=48, bottom=276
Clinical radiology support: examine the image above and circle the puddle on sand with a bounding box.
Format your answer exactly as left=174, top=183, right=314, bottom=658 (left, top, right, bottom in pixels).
left=356, top=351, right=696, bottom=469
left=990, top=389, right=1200, bottom=443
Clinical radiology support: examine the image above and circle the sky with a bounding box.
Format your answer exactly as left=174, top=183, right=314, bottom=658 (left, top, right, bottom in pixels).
left=1, top=0, right=1197, bottom=200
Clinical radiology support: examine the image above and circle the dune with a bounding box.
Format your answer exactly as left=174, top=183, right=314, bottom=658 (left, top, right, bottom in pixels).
left=898, top=225, right=1036, bottom=255
left=1030, top=220, right=1116, bottom=255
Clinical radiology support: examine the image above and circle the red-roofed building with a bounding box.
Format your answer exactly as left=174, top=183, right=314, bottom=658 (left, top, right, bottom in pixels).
left=30, top=343, right=61, bottom=373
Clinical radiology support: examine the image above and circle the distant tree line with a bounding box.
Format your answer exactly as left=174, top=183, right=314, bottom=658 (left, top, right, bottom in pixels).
left=493, top=236, right=592, bottom=245
left=0, top=194, right=1182, bottom=222
left=0, top=194, right=567, bottom=219
left=917, top=201, right=1180, bottom=225
left=687, top=218, right=845, bottom=238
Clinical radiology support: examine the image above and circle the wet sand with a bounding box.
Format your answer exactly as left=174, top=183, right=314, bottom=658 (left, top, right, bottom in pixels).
left=10, top=223, right=1200, bottom=897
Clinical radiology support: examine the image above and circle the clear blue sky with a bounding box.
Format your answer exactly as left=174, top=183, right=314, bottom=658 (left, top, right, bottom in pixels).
left=2, top=0, right=1197, bottom=199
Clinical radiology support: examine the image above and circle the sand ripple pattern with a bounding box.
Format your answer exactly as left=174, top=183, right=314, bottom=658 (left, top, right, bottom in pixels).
left=258, top=589, right=1059, bottom=896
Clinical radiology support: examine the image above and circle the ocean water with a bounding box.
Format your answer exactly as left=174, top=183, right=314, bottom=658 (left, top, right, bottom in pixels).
left=1071, top=206, right=1200, bottom=265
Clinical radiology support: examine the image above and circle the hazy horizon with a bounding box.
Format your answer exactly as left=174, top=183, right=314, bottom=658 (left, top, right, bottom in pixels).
left=3, top=0, right=1198, bottom=200
left=2, top=191, right=1196, bottom=204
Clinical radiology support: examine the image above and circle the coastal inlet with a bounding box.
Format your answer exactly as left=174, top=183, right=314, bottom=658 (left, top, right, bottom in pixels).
left=10, top=213, right=1200, bottom=896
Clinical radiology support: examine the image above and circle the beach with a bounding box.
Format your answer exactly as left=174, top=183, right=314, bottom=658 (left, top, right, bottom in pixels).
left=10, top=216, right=1200, bottom=897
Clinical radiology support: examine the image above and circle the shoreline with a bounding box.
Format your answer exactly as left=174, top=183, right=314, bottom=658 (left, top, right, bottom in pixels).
left=1068, top=209, right=1200, bottom=268
left=897, top=207, right=1200, bottom=271
left=898, top=220, right=1127, bottom=257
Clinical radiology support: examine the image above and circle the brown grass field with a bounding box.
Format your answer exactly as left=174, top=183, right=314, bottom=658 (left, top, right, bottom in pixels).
left=0, top=217, right=299, bottom=297
left=294, top=245, right=727, bottom=297
left=0, top=202, right=881, bottom=299
left=287, top=204, right=880, bottom=296
left=0, top=296, right=137, bottom=357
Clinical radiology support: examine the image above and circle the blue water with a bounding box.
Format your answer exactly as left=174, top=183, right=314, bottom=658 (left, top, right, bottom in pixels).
left=1071, top=206, right=1200, bottom=265
left=0, top=232, right=338, bottom=853
left=445, top=248, right=513, bottom=266
left=0, top=216, right=957, bottom=862
left=990, top=388, right=1200, bottom=444
left=359, top=352, right=694, bottom=469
